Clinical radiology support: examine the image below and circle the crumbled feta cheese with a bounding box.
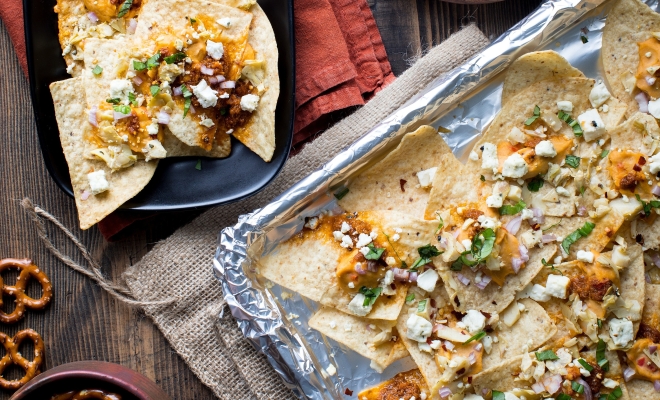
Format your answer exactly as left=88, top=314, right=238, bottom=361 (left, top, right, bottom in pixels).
left=304, top=217, right=319, bottom=229
left=520, top=208, right=534, bottom=220
left=589, top=81, right=612, bottom=108
left=340, top=235, right=354, bottom=248
left=344, top=324, right=352, bottom=332
left=219, top=92, right=230, bottom=99
left=109, top=79, right=135, bottom=105
left=469, top=150, right=480, bottom=161
left=507, top=127, right=526, bottom=144
left=347, top=294, right=372, bottom=316
left=382, top=270, right=394, bottom=286
left=486, top=193, right=504, bottom=208
left=340, top=221, right=350, bottom=233
left=418, top=342, right=433, bottom=353
left=602, top=378, right=619, bottom=389
left=462, top=310, right=486, bottom=333
left=406, top=314, right=433, bottom=342
left=464, top=394, right=485, bottom=400
left=325, top=364, right=336, bottom=376
left=355, top=233, right=372, bottom=248
left=329, top=320, right=336, bottom=329
left=477, top=215, right=498, bottom=229
left=385, top=257, right=397, bottom=266
left=416, top=269, right=439, bottom=292
left=577, top=109, right=606, bottom=142
left=576, top=250, right=594, bottom=263
left=649, top=99, right=660, bottom=120
left=348, top=282, right=355, bottom=289
left=508, top=185, right=522, bottom=201
left=158, top=63, right=182, bottom=83
left=649, top=153, right=660, bottom=174
left=217, top=17, right=232, bottom=28
left=240, top=94, right=260, bottom=112
left=556, top=186, right=571, bottom=197
left=175, top=39, right=184, bottom=51
left=416, top=167, right=438, bottom=188
left=142, top=139, right=167, bottom=161
left=520, top=230, right=542, bottom=249
left=519, top=283, right=551, bottom=302
left=332, top=231, right=344, bottom=241
left=200, top=115, right=215, bottom=128
left=391, top=233, right=400, bottom=242
left=481, top=143, right=499, bottom=173
left=535, top=140, right=557, bottom=158
left=609, top=318, right=634, bottom=347
left=206, top=40, right=224, bottom=60
left=146, top=119, right=160, bottom=135
left=359, top=247, right=370, bottom=257
left=545, top=274, right=570, bottom=299
left=191, top=80, right=218, bottom=108
left=611, top=244, right=631, bottom=269
left=87, top=170, right=109, bottom=195
left=461, top=239, right=473, bottom=250
left=557, top=100, right=573, bottom=112
left=502, top=153, right=529, bottom=178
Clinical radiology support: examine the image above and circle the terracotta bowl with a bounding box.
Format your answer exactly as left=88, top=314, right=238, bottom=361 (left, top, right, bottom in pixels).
left=10, top=361, right=171, bottom=400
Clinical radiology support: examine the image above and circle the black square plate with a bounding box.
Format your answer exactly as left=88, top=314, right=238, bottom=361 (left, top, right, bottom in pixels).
left=24, top=0, right=294, bottom=211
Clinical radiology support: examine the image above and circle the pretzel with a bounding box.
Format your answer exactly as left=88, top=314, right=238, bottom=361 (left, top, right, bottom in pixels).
left=51, top=389, right=122, bottom=400
left=0, top=329, right=44, bottom=390
left=0, top=259, right=53, bottom=323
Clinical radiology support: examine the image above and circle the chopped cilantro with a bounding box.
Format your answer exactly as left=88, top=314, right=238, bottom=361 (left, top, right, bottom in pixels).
left=334, top=187, right=349, bottom=200
left=596, top=338, right=610, bottom=372
left=146, top=53, right=161, bottom=70
left=604, top=386, right=623, bottom=399
left=117, top=0, right=133, bottom=18
left=133, top=60, right=147, bottom=71
left=195, top=159, right=202, bottom=170
left=434, top=213, right=444, bottom=234
left=527, top=176, right=544, bottom=192
left=405, top=293, right=415, bottom=303
left=580, top=186, right=586, bottom=195
left=598, top=318, right=603, bottom=329
left=480, top=175, right=485, bottom=182
left=572, top=381, right=585, bottom=394
left=92, top=65, right=103, bottom=75
left=190, top=17, right=197, bottom=25
left=524, top=105, right=541, bottom=125
left=181, top=85, right=193, bottom=118
left=578, top=359, right=594, bottom=372
left=635, top=194, right=660, bottom=217
left=364, top=244, right=385, bottom=260
left=150, top=85, right=160, bottom=96
left=565, top=154, right=581, bottom=168
left=499, top=200, right=526, bottom=216
left=106, top=98, right=121, bottom=104
left=417, top=300, right=427, bottom=312
left=581, top=35, right=589, bottom=43
left=492, top=391, right=505, bottom=400
left=535, top=349, right=559, bottom=361
left=556, top=394, right=572, bottom=400
left=113, top=105, right=131, bottom=115
left=601, top=149, right=610, bottom=158
left=164, top=52, right=187, bottom=64
left=471, top=228, right=496, bottom=261
left=558, top=110, right=583, bottom=135
left=561, top=221, right=595, bottom=254
left=359, top=286, right=382, bottom=307
left=541, top=258, right=552, bottom=267
left=463, top=330, right=486, bottom=344
left=410, top=244, right=442, bottom=271
left=128, top=92, right=138, bottom=107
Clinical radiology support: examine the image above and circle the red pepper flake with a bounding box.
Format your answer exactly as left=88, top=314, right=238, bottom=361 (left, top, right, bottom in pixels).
left=639, top=156, right=647, bottom=166
left=467, top=376, right=473, bottom=384
left=427, top=337, right=433, bottom=344
left=430, top=298, right=437, bottom=308
left=344, top=388, right=353, bottom=396
left=400, top=179, right=407, bottom=192
left=634, top=164, right=642, bottom=172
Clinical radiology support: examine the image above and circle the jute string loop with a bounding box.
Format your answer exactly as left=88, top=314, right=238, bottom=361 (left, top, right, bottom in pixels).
left=20, top=198, right=177, bottom=307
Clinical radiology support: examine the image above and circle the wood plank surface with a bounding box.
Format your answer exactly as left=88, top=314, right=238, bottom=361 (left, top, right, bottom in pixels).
left=0, top=1, right=541, bottom=399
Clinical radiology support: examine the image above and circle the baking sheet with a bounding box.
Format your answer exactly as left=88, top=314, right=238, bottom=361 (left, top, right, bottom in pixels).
left=214, top=0, right=657, bottom=398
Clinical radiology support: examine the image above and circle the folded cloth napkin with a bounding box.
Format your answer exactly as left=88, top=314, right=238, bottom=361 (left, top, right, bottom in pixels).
left=1, top=0, right=394, bottom=240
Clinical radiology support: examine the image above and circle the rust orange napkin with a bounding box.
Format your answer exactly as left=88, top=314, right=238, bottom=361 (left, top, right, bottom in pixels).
left=1, top=0, right=394, bottom=240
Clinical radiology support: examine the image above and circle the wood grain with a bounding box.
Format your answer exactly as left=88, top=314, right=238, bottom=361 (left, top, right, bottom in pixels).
left=0, top=1, right=541, bottom=398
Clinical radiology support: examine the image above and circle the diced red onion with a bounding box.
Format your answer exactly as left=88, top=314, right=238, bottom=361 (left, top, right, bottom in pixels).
left=653, top=185, right=660, bottom=197
left=577, top=205, right=588, bottom=217
left=438, top=386, right=452, bottom=399
left=200, top=65, right=214, bottom=76
left=519, top=244, right=529, bottom=262
left=87, top=12, right=99, bottom=23
left=409, top=271, right=418, bottom=283
left=355, top=263, right=366, bottom=275
left=81, top=190, right=90, bottom=201
left=443, top=340, right=454, bottom=351
left=531, top=382, right=545, bottom=394
left=365, top=324, right=372, bottom=331
left=452, top=229, right=461, bottom=239
left=189, top=104, right=196, bottom=114
left=474, top=343, right=483, bottom=351
left=220, top=80, right=236, bottom=89
left=366, top=261, right=378, bottom=273
left=542, top=234, right=557, bottom=243
left=215, top=75, right=226, bottom=82
left=576, top=378, right=592, bottom=400
left=532, top=207, right=545, bottom=224
left=475, top=275, right=491, bottom=290
left=114, top=111, right=131, bottom=121
left=127, top=19, right=138, bottom=34
left=543, top=374, right=562, bottom=394
left=157, top=112, right=170, bottom=125
left=654, top=380, right=660, bottom=392
left=456, top=273, right=470, bottom=286
left=88, top=106, right=98, bottom=127
left=636, top=91, right=650, bottom=113
left=653, top=252, right=660, bottom=268
left=624, top=366, right=635, bottom=382
left=132, top=76, right=143, bottom=86
left=438, top=237, right=447, bottom=249
left=173, top=86, right=183, bottom=96
left=512, top=258, right=523, bottom=273
left=468, top=351, right=477, bottom=365
left=647, top=76, right=657, bottom=86
left=393, top=268, right=409, bottom=282
left=505, top=215, right=522, bottom=235
left=650, top=345, right=658, bottom=354
left=209, top=76, right=218, bottom=84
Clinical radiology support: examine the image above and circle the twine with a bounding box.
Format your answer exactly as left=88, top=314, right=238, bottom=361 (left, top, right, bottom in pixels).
left=20, top=198, right=177, bottom=308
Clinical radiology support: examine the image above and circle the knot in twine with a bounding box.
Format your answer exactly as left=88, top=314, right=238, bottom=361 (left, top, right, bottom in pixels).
left=21, top=198, right=177, bottom=308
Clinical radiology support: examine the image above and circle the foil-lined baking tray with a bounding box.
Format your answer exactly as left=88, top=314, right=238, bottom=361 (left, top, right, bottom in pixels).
left=214, top=0, right=658, bottom=398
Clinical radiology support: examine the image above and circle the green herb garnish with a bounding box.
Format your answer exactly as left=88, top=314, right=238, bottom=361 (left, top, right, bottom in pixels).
left=434, top=214, right=444, bottom=234
left=117, top=0, right=133, bottom=18
left=556, top=394, right=572, bottom=400
left=181, top=85, right=193, bottom=118
left=581, top=35, right=589, bottom=43
left=492, top=391, right=505, bottom=400
left=601, top=149, right=610, bottom=158
left=164, top=52, right=187, bottom=64
left=572, top=381, right=585, bottom=394
left=558, top=110, right=583, bottom=136
left=480, top=175, right=485, bottom=182
left=133, top=60, right=147, bottom=71
left=596, top=338, right=610, bottom=372
left=190, top=17, right=197, bottom=25
left=106, top=98, right=121, bottom=104
left=565, top=154, right=581, bottom=168
left=113, top=105, right=131, bottom=115
left=410, top=244, right=442, bottom=271
left=578, top=359, right=594, bottom=372
left=471, top=228, right=496, bottom=261
left=405, top=293, right=415, bottom=303
left=92, top=65, right=103, bottom=75
left=499, top=200, right=526, bottom=216
left=527, top=176, right=544, bottom=192
left=146, top=53, right=161, bottom=70
left=364, top=243, right=385, bottom=261
left=150, top=85, right=160, bottom=96
left=464, top=330, right=486, bottom=344
left=334, top=187, right=349, bottom=200
left=359, top=286, right=382, bottom=307
left=525, top=105, right=541, bottom=126
left=195, top=159, right=202, bottom=170
left=635, top=194, right=660, bottom=217
left=417, top=300, right=427, bottom=313
left=561, top=221, right=595, bottom=254
left=598, top=318, right=603, bottom=329
left=128, top=92, right=138, bottom=107
left=535, top=349, right=559, bottom=361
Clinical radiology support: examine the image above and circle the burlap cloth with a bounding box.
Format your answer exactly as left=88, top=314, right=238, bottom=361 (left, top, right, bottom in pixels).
left=119, top=25, right=488, bottom=399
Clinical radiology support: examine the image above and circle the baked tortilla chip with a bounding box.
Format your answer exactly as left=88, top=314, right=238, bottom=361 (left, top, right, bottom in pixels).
left=309, top=307, right=408, bottom=369
left=50, top=78, right=157, bottom=229
left=339, top=126, right=453, bottom=219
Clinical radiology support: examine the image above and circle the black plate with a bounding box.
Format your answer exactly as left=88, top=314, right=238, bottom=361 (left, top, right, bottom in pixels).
left=24, top=0, right=294, bottom=211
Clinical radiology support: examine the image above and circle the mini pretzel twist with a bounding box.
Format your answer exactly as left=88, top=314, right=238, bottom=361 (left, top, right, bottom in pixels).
left=0, top=329, right=44, bottom=390
left=0, top=259, right=53, bottom=323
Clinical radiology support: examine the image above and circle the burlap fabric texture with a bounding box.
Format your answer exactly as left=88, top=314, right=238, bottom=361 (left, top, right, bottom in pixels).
left=127, top=25, right=488, bottom=399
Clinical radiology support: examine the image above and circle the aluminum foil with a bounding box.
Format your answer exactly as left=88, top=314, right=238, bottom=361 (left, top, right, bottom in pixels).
left=213, top=0, right=658, bottom=398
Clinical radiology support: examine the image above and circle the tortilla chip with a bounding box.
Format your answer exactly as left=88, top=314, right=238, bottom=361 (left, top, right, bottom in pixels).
left=339, top=126, right=453, bottom=219
left=619, top=243, right=646, bottom=334
left=610, top=112, right=660, bottom=152
left=603, top=0, right=660, bottom=115
left=551, top=210, right=625, bottom=260
left=642, top=283, right=660, bottom=327
left=134, top=0, right=253, bottom=150
left=50, top=78, right=158, bottom=229
left=54, top=0, right=86, bottom=76
left=309, top=307, right=408, bottom=368
left=440, top=245, right=557, bottom=314
left=258, top=211, right=438, bottom=320
left=501, top=51, right=585, bottom=105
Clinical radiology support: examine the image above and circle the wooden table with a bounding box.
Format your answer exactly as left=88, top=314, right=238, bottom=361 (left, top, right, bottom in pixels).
left=0, top=1, right=541, bottom=398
